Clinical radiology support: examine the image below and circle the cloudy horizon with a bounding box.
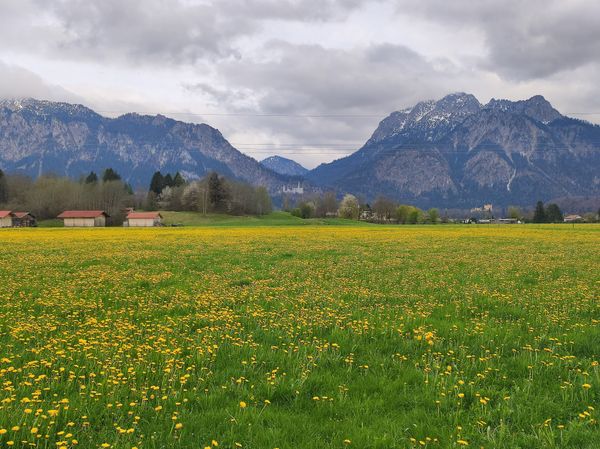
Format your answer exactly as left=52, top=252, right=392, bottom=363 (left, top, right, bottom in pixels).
left=1, top=0, right=599, bottom=168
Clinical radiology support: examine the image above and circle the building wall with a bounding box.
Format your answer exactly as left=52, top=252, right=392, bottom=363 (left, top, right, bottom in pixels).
left=64, top=218, right=97, bottom=227
left=128, top=218, right=158, bottom=227
left=0, top=217, right=13, bottom=228
left=94, top=216, right=106, bottom=227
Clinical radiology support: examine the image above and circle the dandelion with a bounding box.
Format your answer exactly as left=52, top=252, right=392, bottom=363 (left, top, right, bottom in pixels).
left=239, top=401, right=247, bottom=408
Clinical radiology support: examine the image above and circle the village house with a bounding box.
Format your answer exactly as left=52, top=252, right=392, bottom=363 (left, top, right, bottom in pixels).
left=125, top=211, right=163, bottom=227
left=58, top=210, right=109, bottom=227
left=12, top=212, right=37, bottom=227
left=0, top=211, right=14, bottom=228
left=563, top=214, right=583, bottom=223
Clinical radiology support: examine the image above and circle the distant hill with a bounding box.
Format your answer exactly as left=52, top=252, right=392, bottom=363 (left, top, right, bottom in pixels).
left=0, top=98, right=289, bottom=191
left=307, top=93, right=600, bottom=208
left=261, top=155, right=308, bottom=176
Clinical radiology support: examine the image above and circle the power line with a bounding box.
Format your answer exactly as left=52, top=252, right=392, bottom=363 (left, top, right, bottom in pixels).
left=93, top=109, right=600, bottom=118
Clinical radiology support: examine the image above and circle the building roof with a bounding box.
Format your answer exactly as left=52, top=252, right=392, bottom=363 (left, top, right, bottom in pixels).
left=12, top=211, right=34, bottom=219
left=57, top=210, right=109, bottom=219
left=0, top=211, right=14, bottom=218
left=127, top=212, right=163, bottom=219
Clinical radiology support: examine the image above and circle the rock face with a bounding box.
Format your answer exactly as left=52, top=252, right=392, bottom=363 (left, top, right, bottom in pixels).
left=260, top=155, right=308, bottom=177
left=308, top=93, right=600, bottom=207
left=0, top=98, right=287, bottom=190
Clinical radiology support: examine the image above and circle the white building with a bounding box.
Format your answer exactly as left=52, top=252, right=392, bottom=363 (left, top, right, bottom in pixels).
left=282, top=182, right=304, bottom=195
left=0, top=211, right=14, bottom=228
left=126, top=211, right=163, bottom=227
left=58, top=210, right=108, bottom=227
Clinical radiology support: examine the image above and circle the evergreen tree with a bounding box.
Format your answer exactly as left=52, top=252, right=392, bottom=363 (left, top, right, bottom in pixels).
left=173, top=172, right=186, bottom=187
left=533, top=201, right=546, bottom=223
left=85, top=171, right=98, bottom=184
left=149, top=171, right=164, bottom=195
left=0, top=169, right=7, bottom=204
left=102, top=168, right=121, bottom=182
left=163, top=173, right=174, bottom=188
left=545, top=203, right=563, bottom=223
left=207, top=172, right=229, bottom=211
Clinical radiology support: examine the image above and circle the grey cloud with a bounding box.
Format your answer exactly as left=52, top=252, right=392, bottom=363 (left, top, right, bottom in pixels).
left=193, top=41, right=474, bottom=167
left=394, top=0, right=600, bottom=80
left=0, top=61, right=81, bottom=102
left=0, top=0, right=376, bottom=65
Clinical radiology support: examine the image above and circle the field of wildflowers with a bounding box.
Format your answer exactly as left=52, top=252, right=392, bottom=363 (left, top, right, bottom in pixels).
left=0, top=225, right=598, bottom=448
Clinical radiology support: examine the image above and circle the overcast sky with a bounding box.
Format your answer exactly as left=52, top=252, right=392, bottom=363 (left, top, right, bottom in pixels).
left=1, top=0, right=599, bottom=168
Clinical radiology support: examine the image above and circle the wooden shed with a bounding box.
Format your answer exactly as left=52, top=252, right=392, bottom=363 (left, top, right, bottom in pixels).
left=12, top=212, right=37, bottom=227
left=58, top=210, right=109, bottom=227
left=0, top=211, right=14, bottom=228
left=126, top=211, right=163, bottom=227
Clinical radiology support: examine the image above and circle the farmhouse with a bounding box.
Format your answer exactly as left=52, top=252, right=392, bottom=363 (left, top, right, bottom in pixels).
left=126, top=211, right=163, bottom=227
left=0, top=211, right=14, bottom=228
left=564, top=214, right=583, bottom=223
left=58, top=210, right=108, bottom=227
left=12, top=212, right=37, bottom=227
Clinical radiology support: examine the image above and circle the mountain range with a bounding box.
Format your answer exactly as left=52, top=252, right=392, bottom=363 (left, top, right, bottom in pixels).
left=1, top=94, right=599, bottom=208
left=308, top=93, right=600, bottom=208
left=0, top=98, right=288, bottom=191
left=260, top=155, right=308, bottom=177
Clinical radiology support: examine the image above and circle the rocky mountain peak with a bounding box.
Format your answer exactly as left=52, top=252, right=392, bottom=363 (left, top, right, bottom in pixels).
left=485, top=95, right=562, bottom=124
left=0, top=98, right=100, bottom=120
left=261, top=155, right=308, bottom=177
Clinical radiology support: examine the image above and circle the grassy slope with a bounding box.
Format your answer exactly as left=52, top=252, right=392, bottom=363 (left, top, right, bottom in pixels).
left=159, top=210, right=374, bottom=227
left=37, top=211, right=374, bottom=228
left=0, top=225, right=598, bottom=448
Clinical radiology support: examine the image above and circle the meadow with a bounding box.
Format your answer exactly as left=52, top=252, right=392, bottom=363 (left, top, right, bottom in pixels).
left=0, top=225, right=598, bottom=449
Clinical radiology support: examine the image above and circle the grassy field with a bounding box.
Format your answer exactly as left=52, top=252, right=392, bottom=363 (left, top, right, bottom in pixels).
left=0, top=225, right=598, bottom=449
left=158, top=211, right=374, bottom=227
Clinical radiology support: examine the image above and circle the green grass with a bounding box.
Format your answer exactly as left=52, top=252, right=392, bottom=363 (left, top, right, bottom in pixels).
left=0, top=225, right=598, bottom=449
left=160, top=210, right=373, bottom=227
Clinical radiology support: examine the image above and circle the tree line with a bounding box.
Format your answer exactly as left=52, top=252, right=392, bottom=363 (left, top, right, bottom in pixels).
left=0, top=168, right=273, bottom=223
left=287, top=192, right=441, bottom=223
left=144, top=171, right=272, bottom=216
left=0, top=168, right=133, bottom=223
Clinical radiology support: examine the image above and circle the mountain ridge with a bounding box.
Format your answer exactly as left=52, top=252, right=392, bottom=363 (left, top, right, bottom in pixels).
left=0, top=98, right=289, bottom=191
left=307, top=93, right=600, bottom=207
left=260, top=155, right=308, bottom=177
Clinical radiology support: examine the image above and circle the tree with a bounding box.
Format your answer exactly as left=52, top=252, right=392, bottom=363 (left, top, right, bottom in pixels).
left=296, top=201, right=315, bottom=219
left=373, top=196, right=396, bottom=222
left=0, top=169, right=7, bottom=204
left=533, top=201, right=546, bottom=223
left=149, top=171, right=164, bottom=195
left=85, top=171, right=98, bottom=184
left=163, top=173, right=174, bottom=188
left=545, top=203, right=563, bottom=223
left=173, top=172, right=186, bottom=187
left=338, top=194, right=360, bottom=220
left=396, top=205, right=412, bottom=224
left=315, top=191, right=338, bottom=218
left=207, top=172, right=229, bottom=212
left=507, top=206, right=522, bottom=220
left=407, top=208, right=422, bottom=224
left=255, top=186, right=272, bottom=215
left=102, top=168, right=121, bottom=183
left=427, top=208, right=440, bottom=224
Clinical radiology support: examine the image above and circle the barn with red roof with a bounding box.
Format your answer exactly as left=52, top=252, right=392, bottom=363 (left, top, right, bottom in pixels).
left=57, top=210, right=109, bottom=227
left=126, top=211, right=163, bottom=227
